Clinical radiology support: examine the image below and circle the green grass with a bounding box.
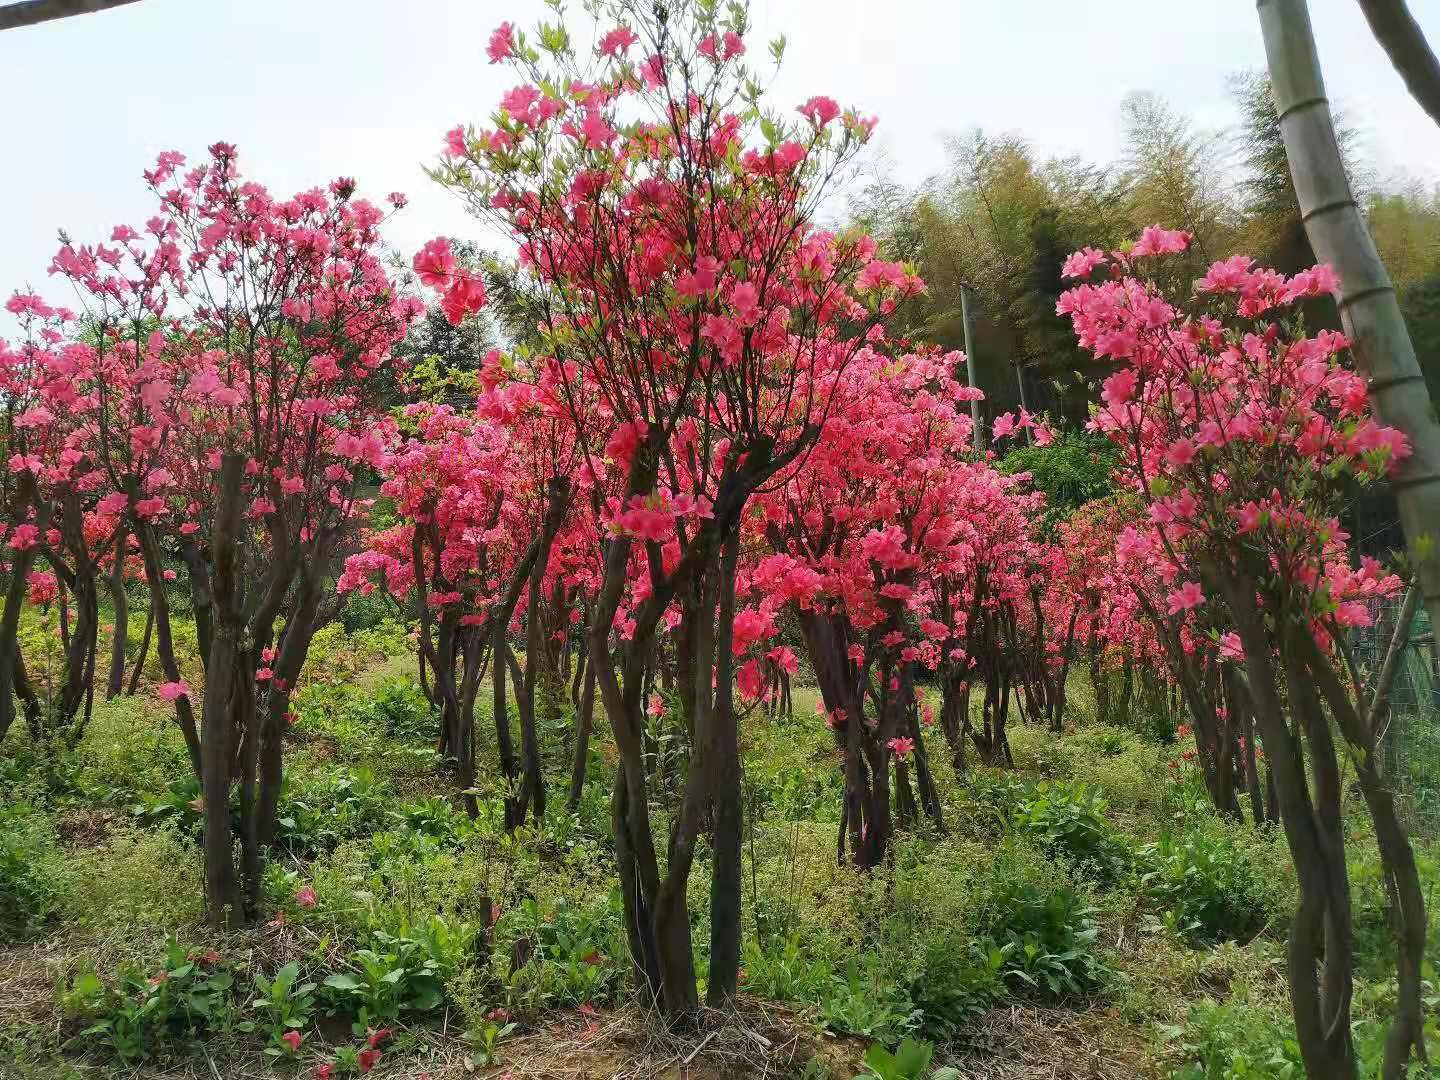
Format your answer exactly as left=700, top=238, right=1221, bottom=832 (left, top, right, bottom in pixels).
left=0, top=623, right=1434, bottom=1079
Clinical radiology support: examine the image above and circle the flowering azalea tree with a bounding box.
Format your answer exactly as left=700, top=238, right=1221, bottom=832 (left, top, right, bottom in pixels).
left=0, top=295, right=121, bottom=746
left=42, top=144, right=419, bottom=926
left=1061, top=229, right=1426, bottom=1078
left=1055, top=497, right=1276, bottom=821
left=433, top=0, right=920, bottom=1015
left=754, top=351, right=990, bottom=869
left=1052, top=499, right=1158, bottom=731
left=921, top=437, right=1046, bottom=775
left=483, top=364, right=584, bottom=828
left=341, top=355, right=577, bottom=826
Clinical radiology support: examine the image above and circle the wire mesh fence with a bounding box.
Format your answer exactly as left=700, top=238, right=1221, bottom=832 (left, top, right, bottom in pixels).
left=1353, top=595, right=1440, bottom=838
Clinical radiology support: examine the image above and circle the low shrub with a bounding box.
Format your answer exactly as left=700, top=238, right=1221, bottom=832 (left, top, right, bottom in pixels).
left=856, top=1035, right=959, bottom=1080
left=57, top=826, right=202, bottom=932
left=756, top=762, right=845, bottom=822
left=1165, top=1001, right=1303, bottom=1080
left=1351, top=837, right=1440, bottom=981
left=1071, top=729, right=1173, bottom=814
left=248, top=961, right=317, bottom=1055
left=322, top=917, right=473, bottom=1022
left=290, top=673, right=438, bottom=776
left=365, top=676, right=436, bottom=743
left=303, top=620, right=412, bottom=687
left=339, top=589, right=404, bottom=634
left=0, top=802, right=66, bottom=933
left=818, top=955, right=923, bottom=1044
left=877, top=838, right=1018, bottom=1034
left=394, top=795, right=472, bottom=848
left=869, top=834, right=1108, bottom=1035
left=986, top=882, right=1110, bottom=1000
left=1011, top=779, right=1129, bottom=881
left=273, top=767, right=393, bottom=857
left=69, top=695, right=190, bottom=800
left=126, top=776, right=203, bottom=834
left=740, top=928, right=925, bottom=1043
left=1077, top=728, right=1132, bottom=758
left=741, top=931, right=829, bottom=1003
left=904, top=942, right=1006, bottom=1036
left=495, top=893, right=626, bottom=1009
left=1137, top=821, right=1275, bottom=945
left=63, top=939, right=241, bottom=1062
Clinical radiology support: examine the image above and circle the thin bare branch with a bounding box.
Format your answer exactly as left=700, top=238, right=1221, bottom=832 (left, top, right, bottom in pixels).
left=0, top=0, right=141, bottom=31
left=1358, top=0, right=1440, bottom=128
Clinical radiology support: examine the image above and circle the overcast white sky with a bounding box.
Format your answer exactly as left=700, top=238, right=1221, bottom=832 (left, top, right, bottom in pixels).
left=2, top=0, right=1438, bottom=330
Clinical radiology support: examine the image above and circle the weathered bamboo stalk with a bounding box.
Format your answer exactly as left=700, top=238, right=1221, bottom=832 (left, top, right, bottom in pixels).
left=1258, top=0, right=1440, bottom=640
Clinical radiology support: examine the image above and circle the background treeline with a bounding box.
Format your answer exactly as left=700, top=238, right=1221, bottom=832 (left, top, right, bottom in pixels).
left=843, top=73, right=1440, bottom=430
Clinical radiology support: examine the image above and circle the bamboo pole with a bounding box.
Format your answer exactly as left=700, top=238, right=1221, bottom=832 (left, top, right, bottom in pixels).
left=1258, top=0, right=1440, bottom=640
left=1357, top=0, right=1440, bottom=128
left=959, top=283, right=984, bottom=450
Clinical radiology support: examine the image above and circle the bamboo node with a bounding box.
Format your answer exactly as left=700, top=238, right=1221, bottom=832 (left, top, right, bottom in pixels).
left=1300, top=197, right=1358, bottom=225
left=1276, top=94, right=1330, bottom=122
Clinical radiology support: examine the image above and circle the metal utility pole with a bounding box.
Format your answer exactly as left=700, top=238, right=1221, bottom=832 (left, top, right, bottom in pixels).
left=1014, top=362, right=1033, bottom=444
left=958, top=282, right=984, bottom=451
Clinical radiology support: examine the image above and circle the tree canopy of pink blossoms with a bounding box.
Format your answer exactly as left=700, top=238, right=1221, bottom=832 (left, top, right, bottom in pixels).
left=6, top=143, right=419, bottom=926
left=409, top=0, right=924, bottom=1016
left=1060, top=228, right=1423, bottom=1075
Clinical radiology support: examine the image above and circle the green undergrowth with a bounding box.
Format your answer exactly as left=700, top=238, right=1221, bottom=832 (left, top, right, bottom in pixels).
left=1, top=633, right=1436, bottom=1078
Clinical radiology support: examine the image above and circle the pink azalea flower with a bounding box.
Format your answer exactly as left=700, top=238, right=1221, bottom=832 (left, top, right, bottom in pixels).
left=487, top=21, right=515, bottom=63
left=736, top=659, right=765, bottom=701
left=1130, top=225, right=1191, bottom=257
left=797, top=95, right=841, bottom=127
left=1165, top=581, right=1205, bottom=616
left=157, top=681, right=191, bottom=702
left=1061, top=247, right=1107, bottom=279
left=599, top=25, right=639, bottom=57
left=413, top=237, right=456, bottom=289
left=887, top=736, right=916, bottom=758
